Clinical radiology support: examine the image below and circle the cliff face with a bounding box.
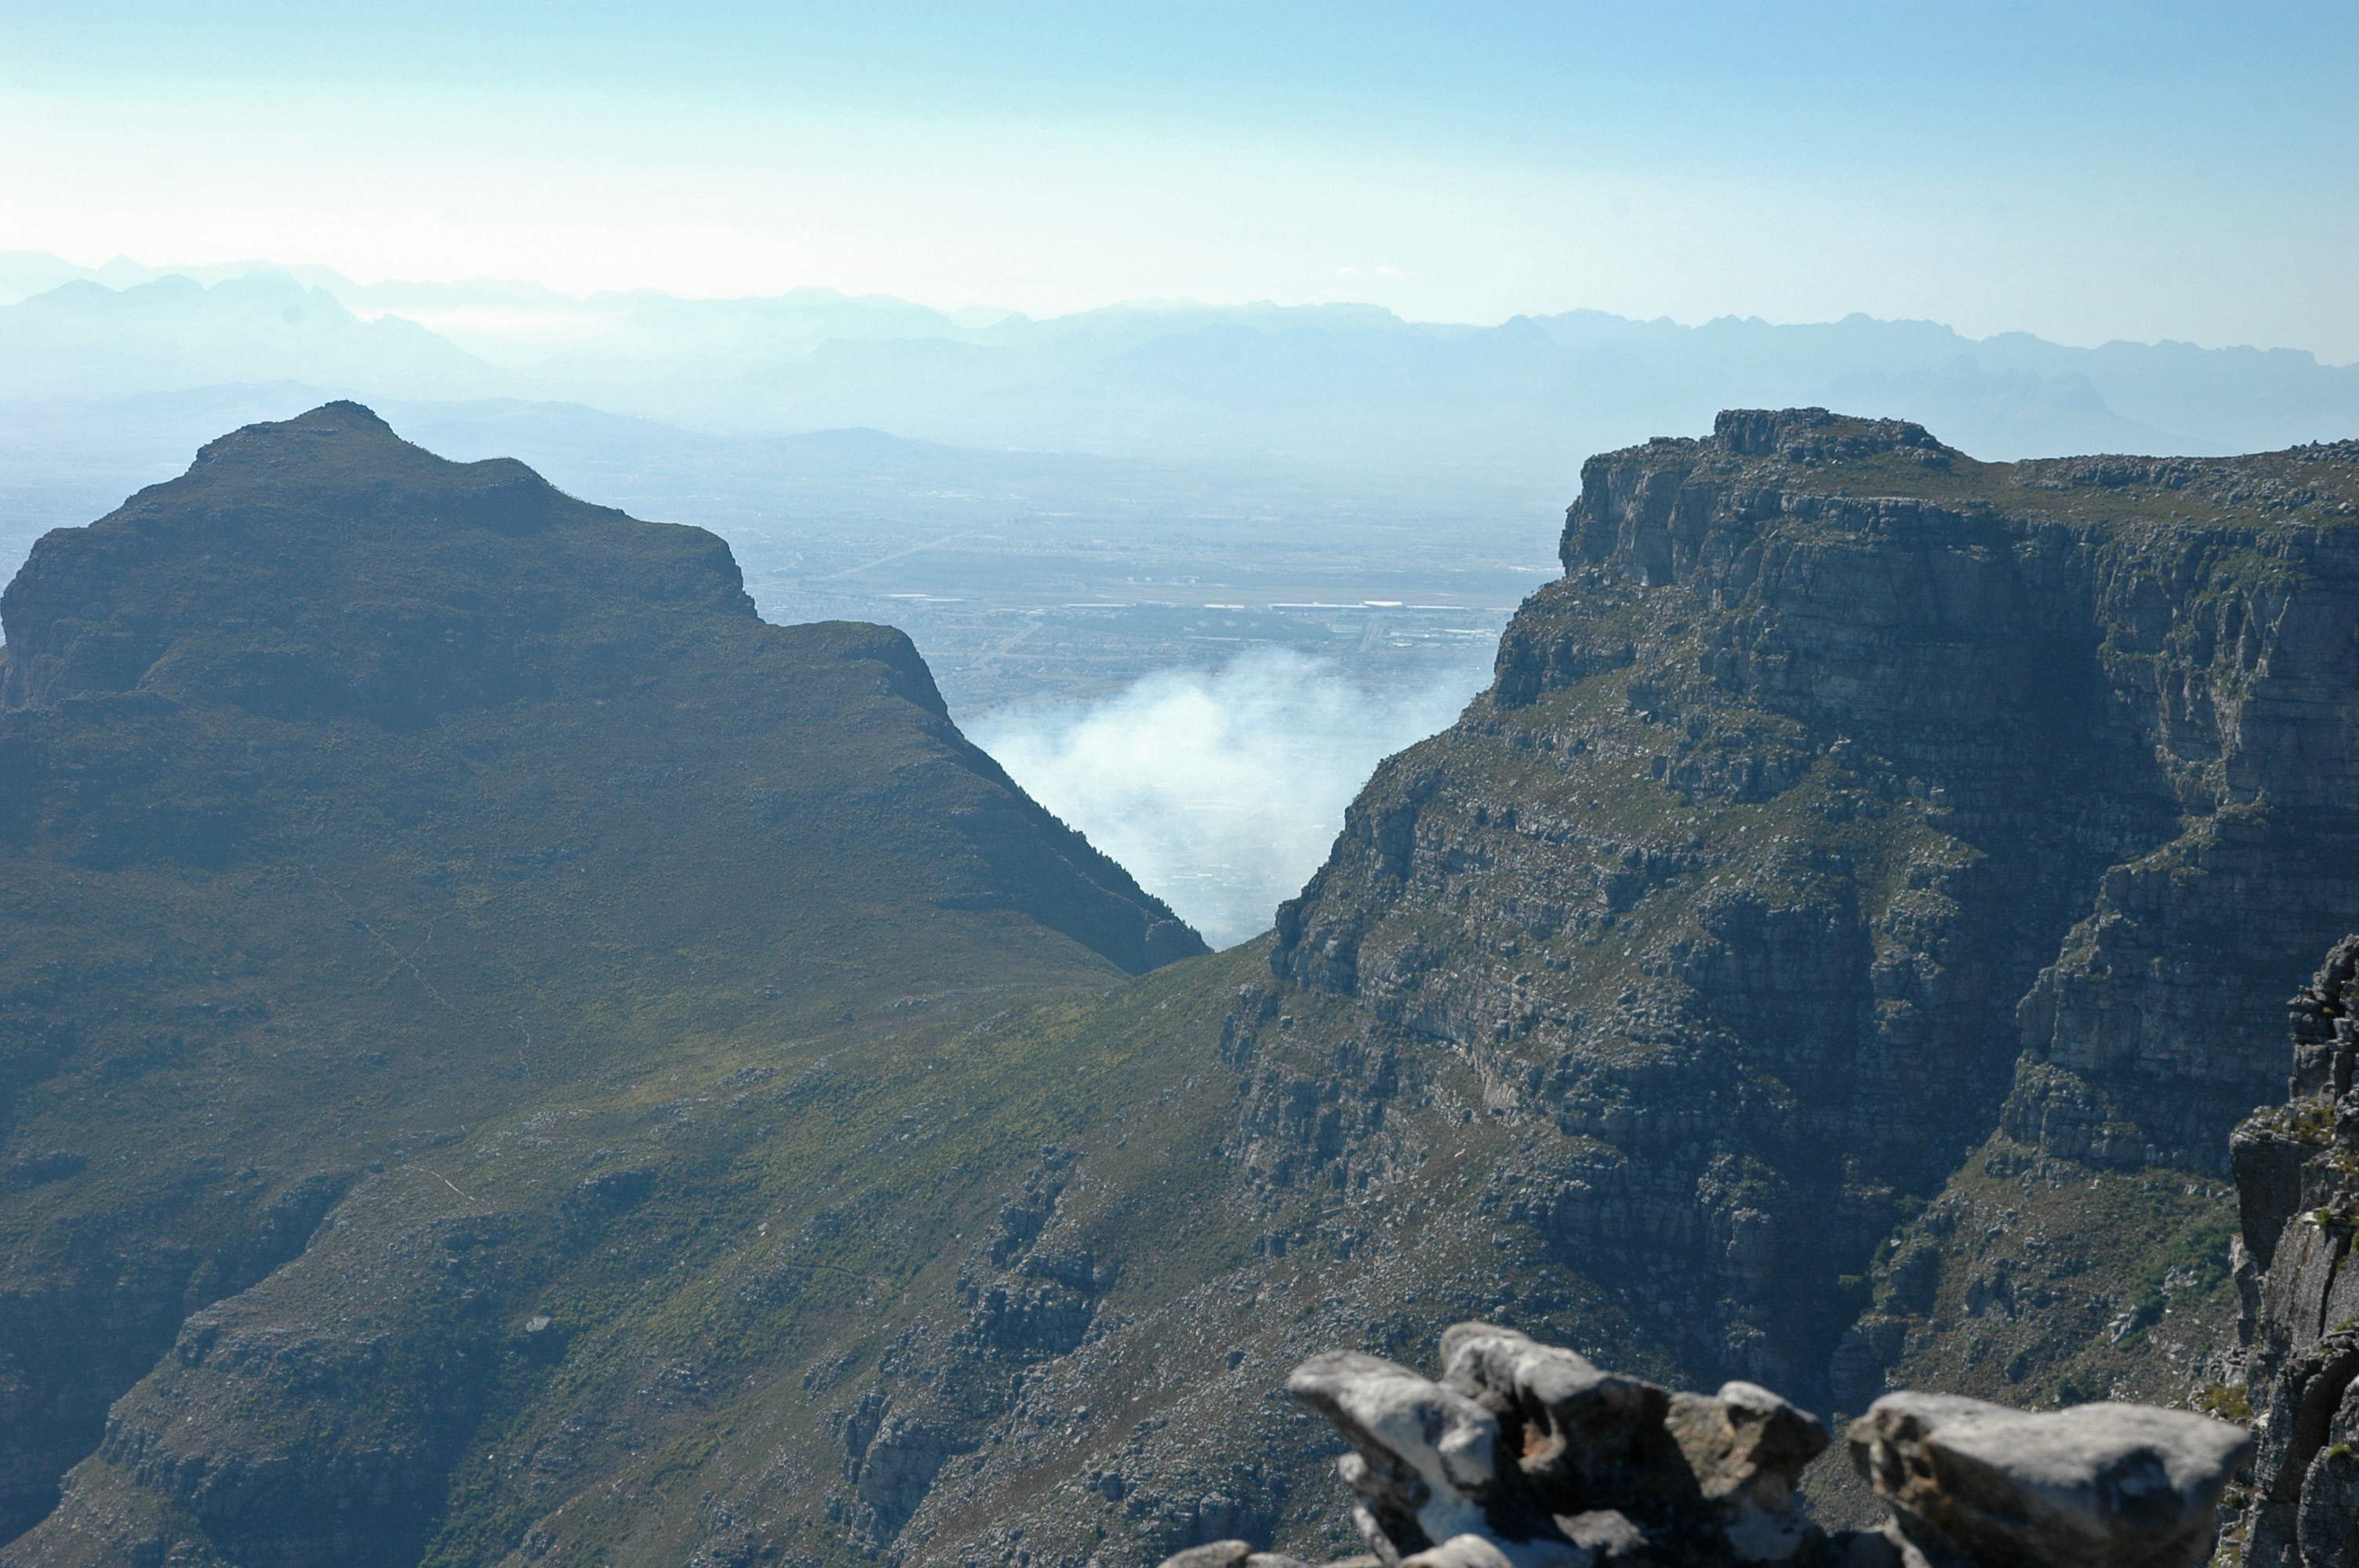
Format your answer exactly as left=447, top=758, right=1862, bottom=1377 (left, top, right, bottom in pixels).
left=1259, top=410, right=2359, bottom=1408
left=852, top=415, right=2358, bottom=1568
left=2223, top=936, right=2359, bottom=1566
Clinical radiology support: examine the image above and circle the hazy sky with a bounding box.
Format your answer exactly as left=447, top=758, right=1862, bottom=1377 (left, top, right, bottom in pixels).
left=6, top=2, right=2354, bottom=358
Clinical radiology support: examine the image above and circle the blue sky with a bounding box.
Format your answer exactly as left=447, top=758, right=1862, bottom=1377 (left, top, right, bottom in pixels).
left=5, top=2, right=2354, bottom=357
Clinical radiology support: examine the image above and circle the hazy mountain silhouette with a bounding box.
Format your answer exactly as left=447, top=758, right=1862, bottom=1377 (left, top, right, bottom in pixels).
left=5, top=260, right=2354, bottom=491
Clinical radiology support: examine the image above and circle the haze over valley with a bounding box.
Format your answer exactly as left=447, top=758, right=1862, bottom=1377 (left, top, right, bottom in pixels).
left=3, top=6, right=2355, bottom=1566
left=6, top=261, right=2357, bottom=938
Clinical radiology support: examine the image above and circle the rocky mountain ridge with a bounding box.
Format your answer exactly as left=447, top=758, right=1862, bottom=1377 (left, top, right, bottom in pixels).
left=1259, top=410, right=2359, bottom=1406
left=13, top=263, right=2359, bottom=471
left=874, top=412, right=2359, bottom=1568
left=5, top=408, right=2357, bottom=1568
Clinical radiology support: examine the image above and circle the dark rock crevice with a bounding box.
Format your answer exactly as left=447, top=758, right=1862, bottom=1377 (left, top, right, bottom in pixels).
left=2222, top=934, right=2359, bottom=1566
left=0, top=1168, right=355, bottom=1547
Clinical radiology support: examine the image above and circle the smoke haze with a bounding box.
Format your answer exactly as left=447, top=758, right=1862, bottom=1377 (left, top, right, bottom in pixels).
left=971, top=648, right=1492, bottom=949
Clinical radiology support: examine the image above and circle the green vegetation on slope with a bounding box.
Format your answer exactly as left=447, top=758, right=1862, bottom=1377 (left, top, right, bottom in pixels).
left=9, top=405, right=2357, bottom=1568
left=0, top=404, right=1199, bottom=1564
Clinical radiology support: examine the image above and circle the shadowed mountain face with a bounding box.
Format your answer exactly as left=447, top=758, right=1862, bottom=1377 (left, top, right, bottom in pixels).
left=0, top=401, right=1198, bottom=969
left=0, top=405, right=1199, bottom=1560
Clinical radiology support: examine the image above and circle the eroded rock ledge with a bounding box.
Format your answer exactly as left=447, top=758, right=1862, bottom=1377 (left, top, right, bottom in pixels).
left=2220, top=934, right=2359, bottom=1566
left=1158, top=1323, right=2248, bottom=1568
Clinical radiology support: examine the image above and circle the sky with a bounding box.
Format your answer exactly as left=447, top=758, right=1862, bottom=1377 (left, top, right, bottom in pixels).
left=5, top=1, right=2355, bottom=359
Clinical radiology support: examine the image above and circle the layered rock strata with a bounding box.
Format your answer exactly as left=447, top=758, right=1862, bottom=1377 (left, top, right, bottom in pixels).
left=892, top=415, right=2359, bottom=1568
left=1243, top=410, right=2359, bottom=1408
left=2221, top=935, right=2359, bottom=1566
left=1156, top=1323, right=2248, bottom=1568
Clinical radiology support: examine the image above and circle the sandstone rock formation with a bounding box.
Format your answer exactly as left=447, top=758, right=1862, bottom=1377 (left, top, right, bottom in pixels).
left=1160, top=1323, right=2248, bottom=1568
left=1846, top=1392, right=2248, bottom=1568
left=886, top=414, right=2358, bottom=1568
left=1248, top=410, right=2359, bottom=1410
left=2220, top=935, right=2359, bottom=1566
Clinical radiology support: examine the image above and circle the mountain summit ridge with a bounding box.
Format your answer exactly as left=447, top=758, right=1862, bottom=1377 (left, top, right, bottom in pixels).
left=0, top=401, right=1188, bottom=959
left=1, top=399, right=754, bottom=716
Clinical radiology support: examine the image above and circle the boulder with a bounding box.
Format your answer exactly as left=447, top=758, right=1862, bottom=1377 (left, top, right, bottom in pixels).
left=1162, top=1323, right=2254, bottom=1568
left=1846, top=1392, right=2252, bottom=1568
left=1282, top=1326, right=1828, bottom=1566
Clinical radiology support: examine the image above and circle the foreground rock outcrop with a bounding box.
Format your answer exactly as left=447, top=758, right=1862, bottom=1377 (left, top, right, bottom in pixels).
left=2220, top=935, right=2359, bottom=1566
left=1162, top=1323, right=2248, bottom=1568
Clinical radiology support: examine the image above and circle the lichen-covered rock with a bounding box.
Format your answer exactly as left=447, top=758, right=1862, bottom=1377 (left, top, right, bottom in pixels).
left=1281, top=1324, right=1834, bottom=1566
left=1166, top=1323, right=2252, bottom=1568
left=1845, top=1392, right=2249, bottom=1568
left=1667, top=1381, right=1830, bottom=1561
left=1437, top=1323, right=1690, bottom=1515
left=1159, top=1542, right=1341, bottom=1568
left=1286, top=1349, right=1504, bottom=1559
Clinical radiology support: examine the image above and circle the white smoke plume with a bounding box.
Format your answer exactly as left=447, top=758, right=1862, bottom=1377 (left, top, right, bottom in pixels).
left=970, top=648, right=1492, bottom=949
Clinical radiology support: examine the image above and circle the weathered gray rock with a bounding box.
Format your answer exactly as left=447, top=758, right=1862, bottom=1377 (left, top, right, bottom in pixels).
left=1166, top=1323, right=2252, bottom=1568
left=1438, top=1323, right=1687, bottom=1513
left=1286, top=1350, right=1504, bottom=1560
left=1846, top=1392, right=2250, bottom=1568
left=1668, top=1381, right=1830, bottom=1561
left=1282, top=1324, right=1829, bottom=1566
left=2222, top=934, right=2359, bottom=1568
left=1159, top=1544, right=1256, bottom=1568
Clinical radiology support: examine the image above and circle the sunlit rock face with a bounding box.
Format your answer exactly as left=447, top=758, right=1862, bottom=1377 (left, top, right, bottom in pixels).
left=1154, top=1321, right=2248, bottom=1568
left=1251, top=410, right=2359, bottom=1407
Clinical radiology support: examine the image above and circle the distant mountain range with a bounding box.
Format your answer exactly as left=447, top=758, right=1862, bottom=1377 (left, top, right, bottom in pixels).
left=5, top=252, right=2354, bottom=490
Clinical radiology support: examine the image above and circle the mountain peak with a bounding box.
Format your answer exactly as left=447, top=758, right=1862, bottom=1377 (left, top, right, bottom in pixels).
left=2, top=403, right=750, bottom=716
left=189, top=398, right=493, bottom=481
left=270, top=396, right=389, bottom=434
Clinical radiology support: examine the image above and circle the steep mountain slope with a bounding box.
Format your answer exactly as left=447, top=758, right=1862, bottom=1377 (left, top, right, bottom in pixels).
left=848, top=411, right=2359, bottom=1567
left=1250, top=408, right=2359, bottom=1420
left=1267, top=412, right=2359, bottom=1403
left=9, top=406, right=2356, bottom=1568
left=0, top=404, right=1199, bottom=1563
